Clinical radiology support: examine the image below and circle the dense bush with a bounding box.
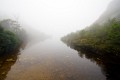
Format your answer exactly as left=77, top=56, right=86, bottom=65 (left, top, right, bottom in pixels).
left=0, top=19, right=26, bottom=56
left=0, top=28, right=20, bottom=55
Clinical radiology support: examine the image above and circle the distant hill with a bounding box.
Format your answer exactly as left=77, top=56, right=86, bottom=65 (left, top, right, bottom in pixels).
left=95, top=0, right=120, bottom=24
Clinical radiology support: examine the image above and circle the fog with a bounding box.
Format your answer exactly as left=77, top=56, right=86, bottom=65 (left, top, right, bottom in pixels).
left=0, top=0, right=112, bottom=37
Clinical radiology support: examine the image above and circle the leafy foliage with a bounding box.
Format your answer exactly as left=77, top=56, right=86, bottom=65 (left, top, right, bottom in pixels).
left=0, top=19, right=26, bottom=55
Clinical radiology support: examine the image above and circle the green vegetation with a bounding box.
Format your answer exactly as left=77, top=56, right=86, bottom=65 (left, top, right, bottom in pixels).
left=0, top=19, right=26, bottom=56
left=62, top=19, right=120, bottom=55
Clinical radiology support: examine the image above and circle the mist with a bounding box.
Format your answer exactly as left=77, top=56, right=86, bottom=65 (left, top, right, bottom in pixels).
left=1, top=0, right=120, bottom=80
left=0, top=0, right=112, bottom=37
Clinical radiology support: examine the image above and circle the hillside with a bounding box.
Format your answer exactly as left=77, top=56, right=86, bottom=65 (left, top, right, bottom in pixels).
left=95, top=0, right=120, bottom=24
left=61, top=0, right=120, bottom=55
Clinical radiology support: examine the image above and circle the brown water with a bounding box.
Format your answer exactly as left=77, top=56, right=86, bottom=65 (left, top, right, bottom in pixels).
left=1, top=38, right=106, bottom=80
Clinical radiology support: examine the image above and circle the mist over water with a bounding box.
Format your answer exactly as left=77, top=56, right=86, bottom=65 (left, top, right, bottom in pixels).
left=1, top=0, right=120, bottom=80
left=0, top=0, right=112, bottom=37
left=3, top=38, right=106, bottom=80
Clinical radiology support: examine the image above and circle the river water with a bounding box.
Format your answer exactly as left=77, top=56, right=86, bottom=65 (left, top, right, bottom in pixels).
left=1, top=38, right=107, bottom=80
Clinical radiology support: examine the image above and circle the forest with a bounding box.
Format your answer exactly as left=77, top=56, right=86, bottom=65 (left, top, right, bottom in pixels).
left=62, top=18, right=120, bottom=56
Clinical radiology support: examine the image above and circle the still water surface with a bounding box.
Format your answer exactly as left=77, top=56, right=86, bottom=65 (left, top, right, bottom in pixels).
left=2, top=38, right=106, bottom=80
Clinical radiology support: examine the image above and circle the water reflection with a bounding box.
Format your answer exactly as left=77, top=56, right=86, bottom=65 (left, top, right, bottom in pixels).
left=4, top=39, right=105, bottom=80
left=0, top=42, right=27, bottom=80
left=0, top=51, right=19, bottom=80
left=70, top=45, right=120, bottom=80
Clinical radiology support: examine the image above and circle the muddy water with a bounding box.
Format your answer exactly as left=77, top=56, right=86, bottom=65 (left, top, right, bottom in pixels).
left=3, top=38, right=106, bottom=80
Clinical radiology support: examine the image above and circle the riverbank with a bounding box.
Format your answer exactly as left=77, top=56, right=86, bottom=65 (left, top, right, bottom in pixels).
left=61, top=19, right=120, bottom=57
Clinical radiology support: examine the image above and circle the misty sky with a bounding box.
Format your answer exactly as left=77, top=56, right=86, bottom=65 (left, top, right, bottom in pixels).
left=0, top=0, right=112, bottom=37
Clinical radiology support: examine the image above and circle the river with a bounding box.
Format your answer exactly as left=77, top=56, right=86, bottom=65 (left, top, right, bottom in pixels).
left=0, top=38, right=108, bottom=80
